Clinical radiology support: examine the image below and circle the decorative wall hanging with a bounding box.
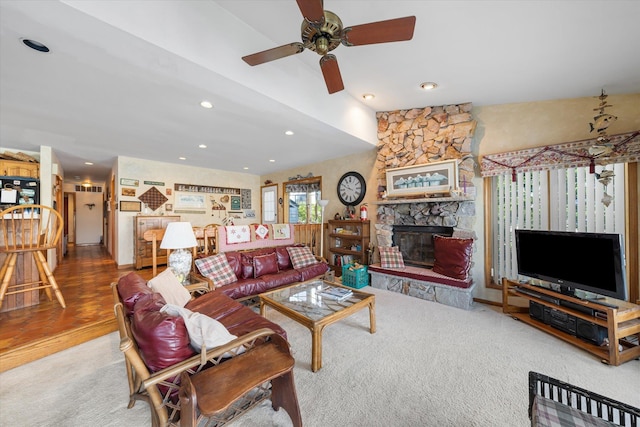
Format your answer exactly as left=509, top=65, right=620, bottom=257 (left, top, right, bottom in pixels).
left=120, top=201, right=141, bottom=212
left=174, top=183, right=240, bottom=195
left=480, top=131, right=640, bottom=179
left=120, top=178, right=139, bottom=187
left=385, top=159, right=458, bottom=198
left=138, top=186, right=168, bottom=211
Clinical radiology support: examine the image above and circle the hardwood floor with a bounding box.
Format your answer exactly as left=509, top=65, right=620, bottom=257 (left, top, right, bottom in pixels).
left=0, top=244, right=154, bottom=373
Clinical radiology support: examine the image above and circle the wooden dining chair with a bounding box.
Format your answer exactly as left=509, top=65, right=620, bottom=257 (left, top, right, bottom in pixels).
left=203, top=224, right=217, bottom=255
left=0, top=205, right=65, bottom=309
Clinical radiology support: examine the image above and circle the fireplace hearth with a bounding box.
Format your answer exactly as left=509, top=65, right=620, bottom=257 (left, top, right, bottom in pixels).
left=392, top=225, right=453, bottom=268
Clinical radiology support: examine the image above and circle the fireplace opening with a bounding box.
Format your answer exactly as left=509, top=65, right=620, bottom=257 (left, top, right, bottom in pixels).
left=392, top=225, right=454, bottom=268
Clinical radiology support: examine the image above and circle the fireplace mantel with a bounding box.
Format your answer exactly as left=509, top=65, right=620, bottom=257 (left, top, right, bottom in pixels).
left=373, top=195, right=475, bottom=205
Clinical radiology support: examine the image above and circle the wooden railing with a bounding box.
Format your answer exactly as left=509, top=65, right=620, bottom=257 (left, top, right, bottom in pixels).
left=293, top=223, right=322, bottom=257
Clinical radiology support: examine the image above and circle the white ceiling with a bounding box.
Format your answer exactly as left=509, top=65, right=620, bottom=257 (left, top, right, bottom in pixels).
left=1, top=0, right=639, bottom=185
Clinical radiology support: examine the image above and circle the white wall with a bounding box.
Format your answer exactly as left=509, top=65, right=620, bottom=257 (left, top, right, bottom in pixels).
left=115, top=156, right=261, bottom=267
left=74, top=191, right=104, bottom=244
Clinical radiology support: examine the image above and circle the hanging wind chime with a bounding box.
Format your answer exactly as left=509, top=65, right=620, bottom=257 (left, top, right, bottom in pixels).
left=588, top=90, right=617, bottom=206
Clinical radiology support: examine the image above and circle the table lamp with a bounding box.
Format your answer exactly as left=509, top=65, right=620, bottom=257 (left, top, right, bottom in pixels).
left=160, top=222, right=197, bottom=285
left=318, top=199, right=329, bottom=258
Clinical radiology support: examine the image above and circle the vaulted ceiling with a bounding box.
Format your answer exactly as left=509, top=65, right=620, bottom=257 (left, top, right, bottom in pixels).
left=1, top=1, right=639, bottom=185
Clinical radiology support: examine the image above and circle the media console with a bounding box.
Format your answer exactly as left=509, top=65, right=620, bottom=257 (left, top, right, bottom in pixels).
left=502, top=278, right=640, bottom=366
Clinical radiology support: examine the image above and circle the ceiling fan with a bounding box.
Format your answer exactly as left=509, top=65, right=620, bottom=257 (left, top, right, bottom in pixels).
left=242, top=0, right=416, bottom=94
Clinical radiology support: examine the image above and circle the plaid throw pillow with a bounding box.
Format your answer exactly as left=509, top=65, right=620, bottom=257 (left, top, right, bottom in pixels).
left=286, top=246, right=318, bottom=269
left=195, top=253, right=238, bottom=287
left=379, top=246, right=405, bottom=269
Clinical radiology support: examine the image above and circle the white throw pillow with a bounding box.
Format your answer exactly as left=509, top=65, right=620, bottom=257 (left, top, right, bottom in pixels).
left=147, top=269, right=191, bottom=307
left=161, top=304, right=240, bottom=353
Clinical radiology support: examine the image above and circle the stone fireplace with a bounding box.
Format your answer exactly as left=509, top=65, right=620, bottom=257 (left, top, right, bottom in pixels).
left=373, top=102, right=478, bottom=261
left=392, top=225, right=453, bottom=268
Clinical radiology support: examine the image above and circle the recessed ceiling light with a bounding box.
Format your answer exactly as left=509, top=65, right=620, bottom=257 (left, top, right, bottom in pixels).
left=22, top=38, right=49, bottom=53
left=420, top=82, right=438, bottom=91
left=285, top=130, right=294, bottom=136
left=179, top=156, right=186, bottom=160
left=269, top=159, right=275, bottom=163
left=362, top=93, right=375, bottom=100
left=84, top=162, right=93, bottom=165
left=199, top=144, right=207, bottom=148
left=200, top=100, right=213, bottom=109
left=243, top=167, right=249, bottom=170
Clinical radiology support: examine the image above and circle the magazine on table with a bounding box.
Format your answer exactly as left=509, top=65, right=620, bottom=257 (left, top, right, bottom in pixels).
left=320, top=286, right=353, bottom=301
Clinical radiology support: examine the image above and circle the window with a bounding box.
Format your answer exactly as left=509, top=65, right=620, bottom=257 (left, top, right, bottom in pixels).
left=282, top=177, right=322, bottom=224
left=489, top=163, right=626, bottom=285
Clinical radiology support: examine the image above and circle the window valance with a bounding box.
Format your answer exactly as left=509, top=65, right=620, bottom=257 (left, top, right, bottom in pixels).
left=284, top=178, right=321, bottom=193
left=480, top=131, right=640, bottom=178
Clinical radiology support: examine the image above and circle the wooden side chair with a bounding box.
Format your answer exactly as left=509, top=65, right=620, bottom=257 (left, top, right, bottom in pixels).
left=0, top=205, right=65, bottom=309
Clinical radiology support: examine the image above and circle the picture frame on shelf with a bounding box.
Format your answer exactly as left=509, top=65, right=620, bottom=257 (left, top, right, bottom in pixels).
left=385, top=159, right=458, bottom=198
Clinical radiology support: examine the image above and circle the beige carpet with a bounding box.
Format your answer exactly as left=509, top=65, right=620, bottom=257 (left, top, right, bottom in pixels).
left=1, top=286, right=638, bottom=426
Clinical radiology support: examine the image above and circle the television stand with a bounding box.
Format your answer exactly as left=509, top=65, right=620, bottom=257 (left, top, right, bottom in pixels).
left=503, top=278, right=640, bottom=366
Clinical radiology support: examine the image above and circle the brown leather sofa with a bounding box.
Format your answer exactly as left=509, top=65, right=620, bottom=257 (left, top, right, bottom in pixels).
left=113, top=272, right=296, bottom=426
left=195, top=245, right=329, bottom=300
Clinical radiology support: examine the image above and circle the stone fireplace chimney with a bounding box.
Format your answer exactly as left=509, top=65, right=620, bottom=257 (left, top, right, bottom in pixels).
left=373, top=103, right=477, bottom=257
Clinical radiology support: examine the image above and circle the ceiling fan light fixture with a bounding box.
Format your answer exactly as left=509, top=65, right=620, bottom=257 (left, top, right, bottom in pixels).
left=315, top=36, right=329, bottom=55
left=420, top=82, right=438, bottom=91
left=362, top=93, right=375, bottom=100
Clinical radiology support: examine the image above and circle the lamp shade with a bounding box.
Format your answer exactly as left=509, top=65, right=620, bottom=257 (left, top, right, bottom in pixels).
left=160, top=222, right=197, bottom=249
left=318, top=199, right=329, bottom=208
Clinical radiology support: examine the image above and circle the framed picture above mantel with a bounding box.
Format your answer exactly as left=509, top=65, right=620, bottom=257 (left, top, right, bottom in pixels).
left=385, top=159, right=458, bottom=198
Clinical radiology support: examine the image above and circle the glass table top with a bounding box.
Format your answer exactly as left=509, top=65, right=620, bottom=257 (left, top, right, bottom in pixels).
left=260, top=280, right=370, bottom=321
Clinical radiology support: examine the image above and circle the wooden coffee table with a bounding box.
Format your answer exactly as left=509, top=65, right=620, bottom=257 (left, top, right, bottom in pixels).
left=259, top=278, right=376, bottom=372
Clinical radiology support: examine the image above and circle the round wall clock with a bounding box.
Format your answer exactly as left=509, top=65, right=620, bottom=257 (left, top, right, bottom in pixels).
left=337, top=171, right=366, bottom=206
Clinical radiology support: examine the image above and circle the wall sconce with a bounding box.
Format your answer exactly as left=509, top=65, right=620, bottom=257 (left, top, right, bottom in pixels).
left=85, top=203, right=96, bottom=210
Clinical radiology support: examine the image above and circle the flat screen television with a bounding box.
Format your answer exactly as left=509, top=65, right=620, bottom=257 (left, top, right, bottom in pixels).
left=515, top=229, right=627, bottom=302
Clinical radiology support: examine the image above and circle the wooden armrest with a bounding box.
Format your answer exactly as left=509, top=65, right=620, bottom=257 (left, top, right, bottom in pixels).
left=189, top=271, right=213, bottom=291
left=126, top=328, right=279, bottom=390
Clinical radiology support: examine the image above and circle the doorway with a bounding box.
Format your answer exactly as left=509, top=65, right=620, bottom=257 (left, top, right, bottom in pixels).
left=63, top=192, right=76, bottom=253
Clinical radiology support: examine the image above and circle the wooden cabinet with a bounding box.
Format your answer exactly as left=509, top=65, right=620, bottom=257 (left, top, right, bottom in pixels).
left=327, top=220, right=370, bottom=275
left=134, top=215, right=180, bottom=269
left=503, top=278, right=640, bottom=366
left=0, top=160, right=39, bottom=178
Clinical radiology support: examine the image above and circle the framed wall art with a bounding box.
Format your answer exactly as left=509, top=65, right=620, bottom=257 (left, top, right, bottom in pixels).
left=385, top=159, right=458, bottom=198
left=120, top=178, right=139, bottom=187
left=121, top=188, right=136, bottom=197
left=120, top=201, right=142, bottom=212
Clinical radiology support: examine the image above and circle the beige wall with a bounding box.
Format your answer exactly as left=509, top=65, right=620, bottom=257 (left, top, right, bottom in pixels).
left=261, top=150, right=378, bottom=225
left=115, top=156, right=261, bottom=267
left=474, top=93, right=640, bottom=156
left=262, top=94, right=640, bottom=303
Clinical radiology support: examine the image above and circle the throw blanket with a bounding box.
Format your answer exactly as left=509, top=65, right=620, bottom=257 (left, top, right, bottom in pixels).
left=225, top=225, right=251, bottom=244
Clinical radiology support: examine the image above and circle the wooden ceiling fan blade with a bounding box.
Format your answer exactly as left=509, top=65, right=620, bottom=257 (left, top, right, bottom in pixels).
left=242, top=43, right=305, bottom=66
left=320, top=54, right=344, bottom=94
left=296, top=0, right=324, bottom=25
left=342, top=16, right=416, bottom=46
